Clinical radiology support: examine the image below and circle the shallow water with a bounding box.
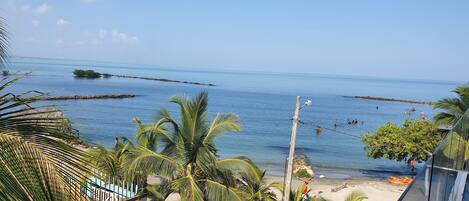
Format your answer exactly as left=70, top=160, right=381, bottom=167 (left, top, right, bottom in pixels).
left=6, top=57, right=462, bottom=179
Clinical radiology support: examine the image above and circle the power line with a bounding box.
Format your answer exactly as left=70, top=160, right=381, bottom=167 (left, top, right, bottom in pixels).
left=296, top=119, right=362, bottom=139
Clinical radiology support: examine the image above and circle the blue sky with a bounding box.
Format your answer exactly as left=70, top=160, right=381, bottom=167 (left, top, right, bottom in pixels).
left=1, top=0, right=468, bottom=81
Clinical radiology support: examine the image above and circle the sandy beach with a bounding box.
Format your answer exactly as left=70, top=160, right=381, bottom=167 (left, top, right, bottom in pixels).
left=267, top=176, right=405, bottom=201
left=163, top=176, right=406, bottom=200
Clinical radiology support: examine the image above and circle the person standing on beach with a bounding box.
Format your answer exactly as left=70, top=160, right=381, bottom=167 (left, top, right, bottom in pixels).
left=407, top=159, right=416, bottom=172
left=114, top=137, right=119, bottom=150
left=419, top=112, right=426, bottom=120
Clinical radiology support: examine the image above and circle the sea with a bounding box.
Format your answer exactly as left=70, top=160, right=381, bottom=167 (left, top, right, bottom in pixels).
left=6, top=57, right=463, bottom=180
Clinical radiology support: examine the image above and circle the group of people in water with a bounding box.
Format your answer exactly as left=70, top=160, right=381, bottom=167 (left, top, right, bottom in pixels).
left=347, top=119, right=361, bottom=125
left=313, top=118, right=363, bottom=135
left=305, top=105, right=424, bottom=138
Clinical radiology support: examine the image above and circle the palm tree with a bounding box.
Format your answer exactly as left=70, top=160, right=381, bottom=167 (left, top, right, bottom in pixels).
left=0, top=75, right=92, bottom=200
left=241, top=168, right=283, bottom=201
left=434, top=84, right=469, bottom=127
left=290, top=183, right=367, bottom=201
left=0, top=18, right=92, bottom=200
left=344, top=191, right=367, bottom=201
left=87, top=137, right=132, bottom=182
left=124, top=92, right=264, bottom=201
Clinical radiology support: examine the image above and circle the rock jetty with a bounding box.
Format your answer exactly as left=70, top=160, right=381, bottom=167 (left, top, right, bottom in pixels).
left=344, top=96, right=434, bottom=105
left=39, top=94, right=136, bottom=101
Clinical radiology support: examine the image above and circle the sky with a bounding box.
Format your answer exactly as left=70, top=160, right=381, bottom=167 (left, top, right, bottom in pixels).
left=1, top=0, right=468, bottom=81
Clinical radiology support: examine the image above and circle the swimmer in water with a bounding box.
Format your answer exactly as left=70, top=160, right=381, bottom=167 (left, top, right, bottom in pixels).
left=315, top=126, right=322, bottom=134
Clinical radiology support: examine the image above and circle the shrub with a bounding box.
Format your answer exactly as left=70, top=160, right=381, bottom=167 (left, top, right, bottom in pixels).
left=294, top=168, right=312, bottom=179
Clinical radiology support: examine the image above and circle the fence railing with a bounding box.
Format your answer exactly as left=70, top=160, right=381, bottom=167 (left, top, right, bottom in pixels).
left=83, top=172, right=140, bottom=201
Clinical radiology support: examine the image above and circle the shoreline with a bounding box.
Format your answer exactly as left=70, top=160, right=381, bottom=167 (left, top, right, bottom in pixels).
left=265, top=175, right=405, bottom=200
left=261, top=162, right=415, bottom=180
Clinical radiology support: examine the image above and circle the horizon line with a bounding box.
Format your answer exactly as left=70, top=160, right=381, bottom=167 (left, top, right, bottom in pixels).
left=8, top=55, right=465, bottom=84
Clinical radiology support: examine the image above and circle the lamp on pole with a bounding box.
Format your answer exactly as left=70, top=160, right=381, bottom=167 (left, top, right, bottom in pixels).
left=283, top=96, right=312, bottom=201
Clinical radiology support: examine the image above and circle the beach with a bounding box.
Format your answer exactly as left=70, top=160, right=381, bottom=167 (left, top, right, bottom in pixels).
left=267, top=177, right=404, bottom=201
left=161, top=177, right=404, bottom=200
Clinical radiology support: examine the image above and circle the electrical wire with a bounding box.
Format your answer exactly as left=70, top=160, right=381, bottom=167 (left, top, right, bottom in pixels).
left=295, top=119, right=363, bottom=139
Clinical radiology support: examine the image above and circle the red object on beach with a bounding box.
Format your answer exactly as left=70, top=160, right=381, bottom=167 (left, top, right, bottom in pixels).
left=387, top=176, right=413, bottom=185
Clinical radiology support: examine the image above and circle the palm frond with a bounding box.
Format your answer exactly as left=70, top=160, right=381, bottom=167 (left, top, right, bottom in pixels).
left=204, top=113, right=241, bottom=144
left=87, top=146, right=124, bottom=180
left=344, top=191, right=368, bottom=201
left=217, top=156, right=262, bottom=184
left=124, top=145, right=181, bottom=180
left=172, top=175, right=204, bottom=201
left=203, top=179, right=245, bottom=201
left=133, top=117, right=172, bottom=151
left=0, top=132, right=88, bottom=201
left=136, top=182, right=172, bottom=201
left=433, top=96, right=468, bottom=126
left=0, top=75, right=93, bottom=200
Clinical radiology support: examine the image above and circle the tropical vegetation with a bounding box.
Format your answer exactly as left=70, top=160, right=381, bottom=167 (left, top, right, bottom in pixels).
left=0, top=17, right=96, bottom=201
left=289, top=182, right=367, bottom=201
left=433, top=83, right=469, bottom=127
left=73, top=69, right=104, bottom=79
left=88, top=92, right=283, bottom=200
left=362, top=119, right=443, bottom=163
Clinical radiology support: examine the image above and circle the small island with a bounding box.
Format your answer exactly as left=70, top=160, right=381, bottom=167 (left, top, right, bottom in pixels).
left=73, top=68, right=215, bottom=86
left=344, top=95, right=434, bottom=105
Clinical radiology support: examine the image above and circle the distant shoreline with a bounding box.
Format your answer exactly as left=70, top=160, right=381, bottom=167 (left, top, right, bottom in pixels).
left=344, top=96, right=434, bottom=105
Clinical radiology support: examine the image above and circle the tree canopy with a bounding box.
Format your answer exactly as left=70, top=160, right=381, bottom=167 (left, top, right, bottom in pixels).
left=362, top=119, right=443, bottom=163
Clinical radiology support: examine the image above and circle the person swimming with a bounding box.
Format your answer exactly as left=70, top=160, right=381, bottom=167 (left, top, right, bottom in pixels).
left=315, top=126, right=322, bottom=134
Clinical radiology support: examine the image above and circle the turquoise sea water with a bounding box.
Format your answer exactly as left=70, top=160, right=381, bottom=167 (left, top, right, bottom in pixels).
left=6, top=57, right=463, bottom=179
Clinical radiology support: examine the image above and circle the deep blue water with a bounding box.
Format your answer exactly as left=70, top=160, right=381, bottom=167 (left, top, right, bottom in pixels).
left=6, top=57, right=463, bottom=179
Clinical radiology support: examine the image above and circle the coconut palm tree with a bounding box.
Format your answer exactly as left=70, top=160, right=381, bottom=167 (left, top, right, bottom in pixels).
left=0, top=18, right=92, bottom=200
left=0, top=75, right=92, bottom=200
left=124, top=92, right=264, bottom=201
left=240, top=166, right=283, bottom=201
left=87, top=137, right=132, bottom=182
left=434, top=84, right=469, bottom=127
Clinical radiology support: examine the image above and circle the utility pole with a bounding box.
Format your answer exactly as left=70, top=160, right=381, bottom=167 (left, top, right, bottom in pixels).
left=283, top=96, right=301, bottom=201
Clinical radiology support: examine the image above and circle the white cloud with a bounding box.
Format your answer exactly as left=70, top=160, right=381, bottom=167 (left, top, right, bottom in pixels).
left=109, top=29, right=138, bottom=44
left=56, top=19, right=70, bottom=26
left=32, top=20, right=40, bottom=27
left=77, top=28, right=138, bottom=47
left=35, top=3, right=49, bottom=14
